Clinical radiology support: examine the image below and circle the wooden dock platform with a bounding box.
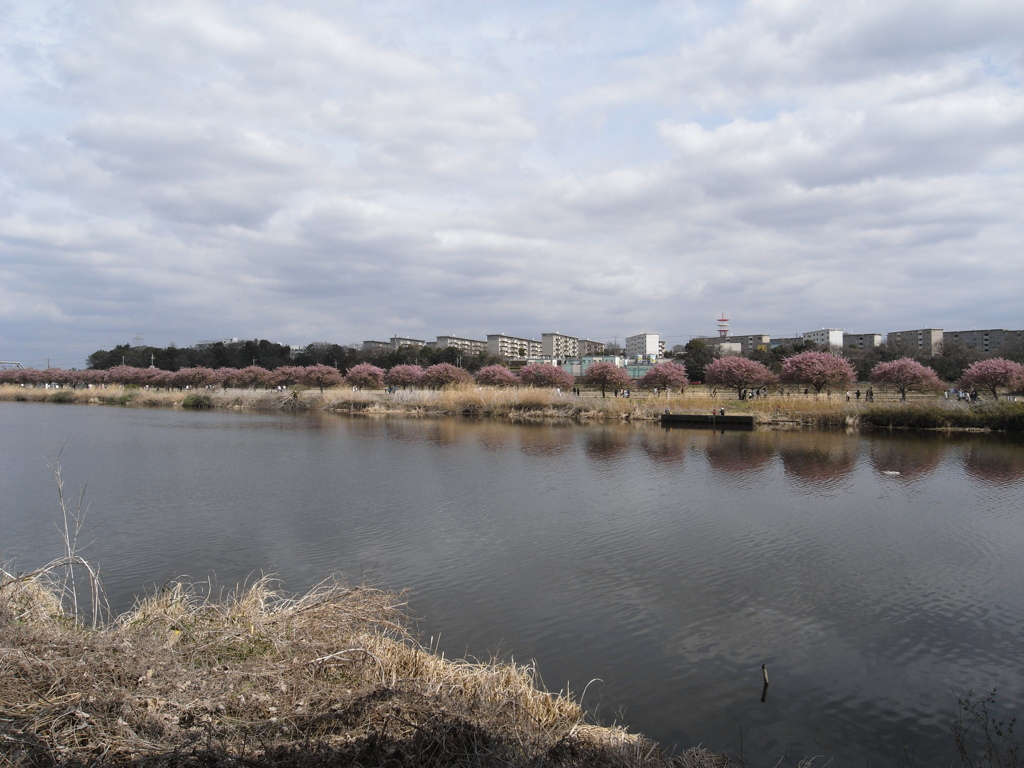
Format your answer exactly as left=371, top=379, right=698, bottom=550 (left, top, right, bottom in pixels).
left=660, top=412, right=755, bottom=429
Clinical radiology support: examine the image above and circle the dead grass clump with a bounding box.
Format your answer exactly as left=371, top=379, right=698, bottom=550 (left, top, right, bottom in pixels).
left=0, top=574, right=727, bottom=767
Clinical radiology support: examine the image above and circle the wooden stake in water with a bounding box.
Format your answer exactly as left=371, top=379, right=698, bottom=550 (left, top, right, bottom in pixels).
left=760, top=664, right=769, bottom=703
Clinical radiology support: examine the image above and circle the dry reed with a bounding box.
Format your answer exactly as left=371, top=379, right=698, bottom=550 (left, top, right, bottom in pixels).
left=0, top=572, right=728, bottom=767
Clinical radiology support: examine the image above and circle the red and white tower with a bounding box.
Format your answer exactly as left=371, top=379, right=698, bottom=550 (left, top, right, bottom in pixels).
left=717, top=313, right=730, bottom=339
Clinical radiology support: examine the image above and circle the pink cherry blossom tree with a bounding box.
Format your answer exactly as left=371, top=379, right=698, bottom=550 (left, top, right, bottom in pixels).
left=475, top=364, right=520, bottom=387
left=704, top=357, right=778, bottom=398
left=518, top=363, right=575, bottom=390
left=384, top=364, right=424, bottom=390
left=869, top=358, right=945, bottom=401
left=637, top=362, right=689, bottom=395
left=577, top=361, right=632, bottom=397
left=344, top=363, right=385, bottom=390
left=298, top=364, right=345, bottom=393
left=959, top=358, right=1024, bottom=400
left=780, top=351, right=855, bottom=394
left=421, top=363, right=472, bottom=389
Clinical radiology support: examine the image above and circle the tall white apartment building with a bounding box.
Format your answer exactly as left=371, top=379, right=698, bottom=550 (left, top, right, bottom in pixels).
left=487, top=334, right=543, bottom=359
left=542, top=332, right=579, bottom=358
left=625, top=333, right=662, bottom=359
left=802, top=329, right=845, bottom=350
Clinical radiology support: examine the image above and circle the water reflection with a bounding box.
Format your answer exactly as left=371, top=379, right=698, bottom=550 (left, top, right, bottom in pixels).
left=964, top=441, right=1024, bottom=484
left=517, top=424, right=576, bottom=457
left=2, top=404, right=1024, bottom=768
left=583, top=426, right=633, bottom=462
left=703, top=431, right=775, bottom=474
left=868, top=436, right=947, bottom=479
left=779, top=433, right=857, bottom=486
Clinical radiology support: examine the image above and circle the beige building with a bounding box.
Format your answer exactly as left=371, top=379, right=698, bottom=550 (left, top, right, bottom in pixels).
left=843, top=333, right=882, bottom=351
left=435, top=336, right=488, bottom=355
left=578, top=339, right=606, bottom=356
left=487, top=334, right=543, bottom=359
left=390, top=336, right=425, bottom=350
left=887, top=328, right=943, bottom=355
left=943, top=329, right=1023, bottom=354
left=542, top=332, right=579, bottom=358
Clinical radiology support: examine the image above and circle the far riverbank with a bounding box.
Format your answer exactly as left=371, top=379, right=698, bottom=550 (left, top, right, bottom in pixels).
left=3, top=383, right=1023, bottom=431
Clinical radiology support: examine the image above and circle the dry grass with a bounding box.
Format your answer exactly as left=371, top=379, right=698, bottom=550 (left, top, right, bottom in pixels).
left=0, top=572, right=728, bottom=768
left=5, top=382, right=982, bottom=431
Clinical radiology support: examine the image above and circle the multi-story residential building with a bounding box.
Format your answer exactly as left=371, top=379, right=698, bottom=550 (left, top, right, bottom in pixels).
left=625, top=333, right=662, bottom=359
left=803, top=329, right=845, bottom=350
left=943, top=329, right=1024, bottom=354
left=542, top=332, right=579, bottom=358
left=487, top=334, right=543, bottom=359
left=887, top=328, right=943, bottom=356
left=843, top=333, right=882, bottom=351
left=769, top=336, right=804, bottom=349
left=578, top=339, right=606, bottom=356
left=362, top=340, right=391, bottom=353
left=390, top=336, right=425, bottom=350
left=435, top=336, right=488, bottom=355
left=729, top=334, right=771, bottom=355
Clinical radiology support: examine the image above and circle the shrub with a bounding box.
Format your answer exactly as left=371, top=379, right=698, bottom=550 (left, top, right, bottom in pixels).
left=49, top=390, right=77, bottom=404
left=181, top=393, right=213, bottom=409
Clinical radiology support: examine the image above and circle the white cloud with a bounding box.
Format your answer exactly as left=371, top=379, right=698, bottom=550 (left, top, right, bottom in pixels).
left=1, top=1, right=1022, bottom=367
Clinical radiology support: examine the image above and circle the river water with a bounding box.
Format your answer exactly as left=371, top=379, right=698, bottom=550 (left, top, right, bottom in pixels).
left=2, top=401, right=1023, bottom=766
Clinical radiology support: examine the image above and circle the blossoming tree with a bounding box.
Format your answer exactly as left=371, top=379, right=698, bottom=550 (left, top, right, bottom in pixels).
left=474, top=365, right=520, bottom=387
left=958, top=358, right=1024, bottom=400
left=780, top=351, right=855, bottom=394
left=344, top=363, right=385, bottom=390
left=869, top=358, right=944, bottom=401
left=637, top=362, right=689, bottom=395
left=518, top=363, right=575, bottom=390
left=577, top=362, right=632, bottom=397
left=704, top=357, right=777, bottom=398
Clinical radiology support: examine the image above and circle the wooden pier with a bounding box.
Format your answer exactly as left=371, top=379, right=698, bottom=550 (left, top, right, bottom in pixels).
left=660, top=412, right=755, bottom=429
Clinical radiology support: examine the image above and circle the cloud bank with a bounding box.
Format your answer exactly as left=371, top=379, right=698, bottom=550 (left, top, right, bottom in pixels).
left=2, top=0, right=1022, bottom=367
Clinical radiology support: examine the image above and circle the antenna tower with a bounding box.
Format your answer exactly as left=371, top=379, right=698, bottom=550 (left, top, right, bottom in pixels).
left=717, top=313, right=730, bottom=339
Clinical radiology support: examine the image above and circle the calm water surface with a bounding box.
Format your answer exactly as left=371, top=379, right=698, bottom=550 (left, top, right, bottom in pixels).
left=2, top=402, right=1023, bottom=766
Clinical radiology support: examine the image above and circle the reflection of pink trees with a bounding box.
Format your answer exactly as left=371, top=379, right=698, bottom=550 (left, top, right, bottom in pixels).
left=870, top=358, right=944, bottom=401
left=964, top=442, right=1024, bottom=484
left=779, top=435, right=857, bottom=484
left=475, top=365, right=519, bottom=387
left=868, top=438, right=945, bottom=479
left=344, top=363, right=385, bottom=390
left=959, top=358, right=1024, bottom=400
left=637, top=362, right=689, bottom=395
left=384, top=365, right=424, bottom=390
left=705, top=357, right=777, bottom=397
left=703, top=432, right=775, bottom=473
left=781, top=351, right=855, bottom=394
left=518, top=363, right=575, bottom=389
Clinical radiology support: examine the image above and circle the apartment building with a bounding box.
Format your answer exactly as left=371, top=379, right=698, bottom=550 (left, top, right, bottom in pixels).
left=625, top=333, right=663, bottom=359
left=843, top=333, right=882, bottom=351
left=887, top=328, right=943, bottom=356
left=943, top=329, right=1023, bottom=354
left=542, top=332, right=579, bottom=358
left=435, top=336, right=488, bottom=355
left=578, top=339, right=606, bottom=356
left=487, top=334, right=543, bottom=359
left=390, top=336, right=425, bottom=350
left=803, top=329, right=845, bottom=350
left=362, top=340, right=391, bottom=353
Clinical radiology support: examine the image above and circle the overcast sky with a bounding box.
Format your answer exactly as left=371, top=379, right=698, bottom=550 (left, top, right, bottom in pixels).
left=2, top=1, right=1022, bottom=368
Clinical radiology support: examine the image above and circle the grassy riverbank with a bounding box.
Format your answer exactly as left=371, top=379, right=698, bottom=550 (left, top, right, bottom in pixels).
left=0, top=569, right=725, bottom=768
left=3, top=383, right=1023, bottom=431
